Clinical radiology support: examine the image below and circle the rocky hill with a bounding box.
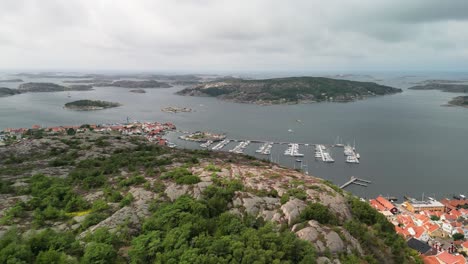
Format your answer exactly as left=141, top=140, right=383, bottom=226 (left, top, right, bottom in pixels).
left=0, top=132, right=421, bottom=263
left=177, top=77, right=402, bottom=104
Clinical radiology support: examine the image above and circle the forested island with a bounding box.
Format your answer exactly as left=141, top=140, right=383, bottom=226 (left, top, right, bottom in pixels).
left=409, top=83, right=468, bottom=93
left=448, top=96, right=468, bottom=108
left=64, top=100, right=121, bottom=111
left=0, top=79, right=23, bottom=83
left=177, top=77, right=402, bottom=104
left=129, top=89, right=146, bottom=93
left=18, top=82, right=93, bottom=92
left=93, top=80, right=172, bottom=88
left=0, top=131, right=421, bottom=263
left=0, top=87, right=21, bottom=97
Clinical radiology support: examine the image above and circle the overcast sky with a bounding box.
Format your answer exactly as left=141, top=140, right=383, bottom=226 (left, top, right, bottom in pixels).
left=1, top=0, right=468, bottom=72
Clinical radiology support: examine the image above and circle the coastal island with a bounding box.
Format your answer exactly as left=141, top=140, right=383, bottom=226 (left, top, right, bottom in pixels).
left=0, top=78, right=23, bottom=83
left=161, top=106, right=192, bottom=113
left=18, top=82, right=93, bottom=92
left=0, top=87, right=21, bottom=97
left=93, top=80, right=172, bottom=88
left=179, top=131, right=226, bottom=142
left=409, top=83, right=468, bottom=93
left=129, top=89, right=146, bottom=93
left=177, top=77, right=402, bottom=105
left=64, top=100, right=121, bottom=111
left=447, top=96, right=468, bottom=108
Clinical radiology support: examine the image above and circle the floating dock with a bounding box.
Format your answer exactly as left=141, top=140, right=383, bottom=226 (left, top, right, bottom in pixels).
left=340, top=176, right=371, bottom=189
left=212, top=139, right=230, bottom=151
left=284, top=143, right=304, bottom=157
left=229, top=141, right=250, bottom=154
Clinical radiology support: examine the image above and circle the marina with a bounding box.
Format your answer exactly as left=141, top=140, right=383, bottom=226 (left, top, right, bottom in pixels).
left=284, top=143, right=304, bottom=157
left=211, top=139, right=230, bottom=151
left=200, top=140, right=213, bottom=148
left=344, top=142, right=360, bottom=164
left=315, top=144, right=335, bottom=163
left=256, top=142, right=273, bottom=155
left=229, top=140, right=250, bottom=154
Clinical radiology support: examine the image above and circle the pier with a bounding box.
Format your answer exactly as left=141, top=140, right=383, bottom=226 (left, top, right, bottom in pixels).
left=340, top=176, right=371, bottom=189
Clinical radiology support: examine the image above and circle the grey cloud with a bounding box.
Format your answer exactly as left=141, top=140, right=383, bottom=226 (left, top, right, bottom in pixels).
left=0, top=0, right=467, bottom=71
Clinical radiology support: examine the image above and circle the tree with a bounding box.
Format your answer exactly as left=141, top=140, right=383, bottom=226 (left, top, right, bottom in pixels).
left=67, top=128, right=76, bottom=136
left=452, top=233, right=464, bottom=241
left=82, top=242, right=116, bottom=264
left=36, top=249, right=72, bottom=264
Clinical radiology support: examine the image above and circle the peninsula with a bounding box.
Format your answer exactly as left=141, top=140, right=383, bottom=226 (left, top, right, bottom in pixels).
left=64, top=100, right=121, bottom=111
left=409, top=83, right=468, bottom=93
left=18, top=82, right=93, bottom=92
left=177, top=77, right=402, bottom=104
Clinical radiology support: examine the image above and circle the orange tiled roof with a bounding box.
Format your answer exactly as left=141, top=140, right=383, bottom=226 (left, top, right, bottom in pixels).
left=415, top=214, right=430, bottom=224
left=376, top=196, right=395, bottom=210
left=462, top=241, right=468, bottom=249
left=422, top=255, right=440, bottom=264
left=370, top=199, right=386, bottom=211
left=436, top=251, right=466, bottom=264
left=423, top=223, right=440, bottom=233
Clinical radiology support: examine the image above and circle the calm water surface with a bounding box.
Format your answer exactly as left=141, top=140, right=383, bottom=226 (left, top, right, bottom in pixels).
left=1, top=72, right=467, bottom=200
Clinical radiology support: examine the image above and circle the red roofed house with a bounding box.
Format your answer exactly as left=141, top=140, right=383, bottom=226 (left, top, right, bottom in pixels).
left=434, top=251, right=466, bottom=264
left=376, top=196, right=398, bottom=214
left=370, top=199, right=386, bottom=211
left=461, top=241, right=468, bottom=254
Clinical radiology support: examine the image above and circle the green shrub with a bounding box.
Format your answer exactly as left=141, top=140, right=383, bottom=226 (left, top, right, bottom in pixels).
left=162, top=167, right=201, bottom=185
left=120, top=193, right=134, bottom=207
left=300, top=203, right=338, bottom=225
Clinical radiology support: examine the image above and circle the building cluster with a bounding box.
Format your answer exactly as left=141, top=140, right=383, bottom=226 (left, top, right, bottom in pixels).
left=370, top=195, right=468, bottom=264
left=0, top=121, right=176, bottom=146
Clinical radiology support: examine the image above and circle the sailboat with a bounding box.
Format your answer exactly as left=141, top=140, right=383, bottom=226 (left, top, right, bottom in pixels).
left=67, top=92, right=71, bottom=98
left=334, top=136, right=344, bottom=147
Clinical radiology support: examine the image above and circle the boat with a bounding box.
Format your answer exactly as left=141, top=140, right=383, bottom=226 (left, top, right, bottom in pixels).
left=288, top=129, right=293, bottom=133
left=334, top=136, right=344, bottom=147
left=67, top=92, right=71, bottom=98
left=296, top=159, right=302, bottom=162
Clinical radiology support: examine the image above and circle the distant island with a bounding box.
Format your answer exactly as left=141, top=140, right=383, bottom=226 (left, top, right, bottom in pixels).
left=0, top=87, right=21, bottom=97
left=161, top=106, right=192, bottom=113
left=177, top=77, right=402, bottom=105
left=409, top=83, right=468, bottom=93
left=64, top=100, right=121, bottom=111
left=18, top=82, right=93, bottom=92
left=0, top=78, right=23, bottom=83
left=93, top=80, right=172, bottom=88
left=447, top=96, right=468, bottom=108
left=129, top=89, right=146, bottom=93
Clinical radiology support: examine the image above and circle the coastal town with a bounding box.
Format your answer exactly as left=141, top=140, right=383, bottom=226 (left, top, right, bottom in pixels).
left=369, top=195, right=468, bottom=263
left=1, top=122, right=468, bottom=263
left=0, top=121, right=176, bottom=147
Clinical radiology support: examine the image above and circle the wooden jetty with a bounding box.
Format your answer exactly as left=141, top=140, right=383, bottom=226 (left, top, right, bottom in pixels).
left=340, top=176, right=371, bottom=189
